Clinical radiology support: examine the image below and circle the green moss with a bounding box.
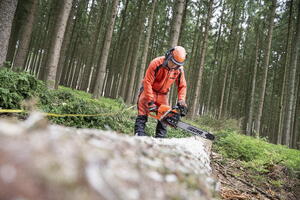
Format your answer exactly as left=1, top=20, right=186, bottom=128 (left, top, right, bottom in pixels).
left=213, top=131, right=300, bottom=173
left=269, top=179, right=284, bottom=187
left=0, top=68, right=46, bottom=109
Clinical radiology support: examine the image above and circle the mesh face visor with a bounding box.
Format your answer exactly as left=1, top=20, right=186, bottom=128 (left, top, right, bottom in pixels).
left=171, top=56, right=184, bottom=65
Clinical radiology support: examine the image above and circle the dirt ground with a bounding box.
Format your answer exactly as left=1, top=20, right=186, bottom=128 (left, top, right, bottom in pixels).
left=210, top=152, right=300, bottom=200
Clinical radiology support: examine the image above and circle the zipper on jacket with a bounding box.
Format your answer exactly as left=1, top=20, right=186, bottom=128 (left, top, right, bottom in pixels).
left=156, top=68, right=172, bottom=94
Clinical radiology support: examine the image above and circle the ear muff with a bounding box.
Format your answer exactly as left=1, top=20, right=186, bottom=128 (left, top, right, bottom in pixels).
left=165, top=48, right=175, bottom=60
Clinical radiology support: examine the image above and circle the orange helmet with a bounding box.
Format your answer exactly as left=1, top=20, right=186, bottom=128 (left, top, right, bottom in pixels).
left=168, top=46, right=186, bottom=65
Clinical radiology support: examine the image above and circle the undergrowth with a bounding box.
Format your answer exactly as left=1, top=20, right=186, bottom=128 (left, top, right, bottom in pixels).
left=213, top=130, right=300, bottom=175
left=1, top=68, right=300, bottom=176
left=0, top=68, right=188, bottom=137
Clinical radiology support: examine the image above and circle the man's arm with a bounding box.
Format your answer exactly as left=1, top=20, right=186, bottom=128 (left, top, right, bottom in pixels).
left=176, top=67, right=187, bottom=101
left=143, top=59, right=158, bottom=102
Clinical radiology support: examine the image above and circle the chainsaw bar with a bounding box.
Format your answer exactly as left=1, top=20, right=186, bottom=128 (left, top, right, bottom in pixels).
left=148, top=104, right=215, bottom=140
left=176, top=121, right=215, bottom=140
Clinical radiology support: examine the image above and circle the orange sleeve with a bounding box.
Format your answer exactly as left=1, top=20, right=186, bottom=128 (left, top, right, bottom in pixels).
left=176, top=67, right=187, bottom=101
left=143, top=59, right=158, bottom=102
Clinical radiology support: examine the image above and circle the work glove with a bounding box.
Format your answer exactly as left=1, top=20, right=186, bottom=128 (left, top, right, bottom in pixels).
left=148, top=101, right=158, bottom=112
left=177, top=100, right=188, bottom=117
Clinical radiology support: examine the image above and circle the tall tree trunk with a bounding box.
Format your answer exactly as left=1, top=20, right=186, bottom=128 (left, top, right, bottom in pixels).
left=81, top=1, right=108, bottom=92
left=0, top=0, right=18, bottom=67
left=59, top=3, right=82, bottom=86
left=26, top=8, right=44, bottom=74
left=55, top=0, right=77, bottom=89
left=38, top=0, right=60, bottom=81
left=133, top=0, right=157, bottom=103
left=226, top=28, right=242, bottom=117
left=92, top=0, right=119, bottom=98
left=189, top=0, right=214, bottom=118
left=125, top=0, right=146, bottom=104
left=292, top=79, right=300, bottom=149
left=114, top=36, right=131, bottom=98
left=283, top=0, right=300, bottom=146
left=178, top=0, right=189, bottom=45
left=206, top=0, right=224, bottom=114
left=277, top=0, right=294, bottom=144
left=169, top=0, right=185, bottom=47
left=186, top=8, right=202, bottom=107
left=168, top=0, right=186, bottom=104
left=246, top=27, right=260, bottom=136
left=120, top=40, right=134, bottom=99
left=255, top=0, right=277, bottom=136
left=5, top=0, right=24, bottom=64
left=61, top=32, right=79, bottom=86
left=13, top=0, right=38, bottom=70
left=187, top=24, right=203, bottom=108
left=45, top=0, right=73, bottom=89
left=91, top=0, right=118, bottom=97
left=107, top=0, right=130, bottom=98
left=222, top=1, right=242, bottom=118
left=74, top=0, right=96, bottom=91
left=217, top=0, right=240, bottom=119
left=218, top=56, right=229, bottom=119
left=214, top=48, right=224, bottom=118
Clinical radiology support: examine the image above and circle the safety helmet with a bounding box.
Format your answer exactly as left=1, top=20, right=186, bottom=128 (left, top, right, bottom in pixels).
left=165, top=46, right=186, bottom=66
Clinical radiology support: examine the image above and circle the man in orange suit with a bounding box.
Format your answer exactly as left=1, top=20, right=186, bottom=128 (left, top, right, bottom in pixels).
left=135, top=46, right=188, bottom=138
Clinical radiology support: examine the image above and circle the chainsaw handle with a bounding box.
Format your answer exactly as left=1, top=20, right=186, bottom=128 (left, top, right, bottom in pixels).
left=148, top=112, right=160, bottom=120
left=173, top=104, right=187, bottom=117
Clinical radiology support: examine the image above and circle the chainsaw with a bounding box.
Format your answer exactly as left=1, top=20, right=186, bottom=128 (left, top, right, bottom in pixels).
left=149, top=105, right=215, bottom=140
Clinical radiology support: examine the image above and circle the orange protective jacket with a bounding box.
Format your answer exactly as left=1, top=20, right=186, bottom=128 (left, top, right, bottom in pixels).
left=142, top=56, right=187, bottom=103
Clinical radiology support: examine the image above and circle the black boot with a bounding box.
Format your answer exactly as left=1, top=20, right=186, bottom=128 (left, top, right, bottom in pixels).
left=134, top=115, right=148, bottom=136
left=155, top=120, right=167, bottom=138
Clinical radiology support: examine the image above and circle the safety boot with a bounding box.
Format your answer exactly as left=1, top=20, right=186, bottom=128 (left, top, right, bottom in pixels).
left=155, top=120, right=167, bottom=138
left=134, top=115, right=148, bottom=136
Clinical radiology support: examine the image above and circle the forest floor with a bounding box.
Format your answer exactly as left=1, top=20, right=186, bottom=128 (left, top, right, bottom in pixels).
left=211, top=152, right=300, bottom=200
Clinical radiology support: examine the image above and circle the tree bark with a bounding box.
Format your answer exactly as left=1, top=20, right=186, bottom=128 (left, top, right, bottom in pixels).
left=283, top=0, right=300, bottom=146
left=107, top=0, right=130, bottom=98
left=217, top=0, right=241, bottom=119
left=45, top=0, right=73, bottom=89
left=92, top=0, right=119, bottom=98
left=59, top=1, right=84, bottom=86
left=277, top=0, right=294, bottom=144
left=206, top=0, right=224, bottom=114
left=133, top=0, right=157, bottom=104
left=125, top=0, right=146, bottom=104
left=292, top=79, right=300, bottom=149
left=5, top=1, right=23, bottom=64
left=189, top=0, right=214, bottom=118
left=81, top=1, right=108, bottom=92
left=0, top=0, right=18, bottom=67
left=168, top=0, right=186, bottom=104
left=55, top=0, right=77, bottom=89
left=13, top=0, right=38, bottom=70
left=169, top=0, right=185, bottom=47
left=255, top=0, right=276, bottom=136
left=120, top=40, right=134, bottom=99
left=38, top=0, right=61, bottom=81
left=246, top=27, right=260, bottom=136
left=186, top=8, right=202, bottom=107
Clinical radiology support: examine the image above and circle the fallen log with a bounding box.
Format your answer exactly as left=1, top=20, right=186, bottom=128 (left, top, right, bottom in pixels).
left=0, top=112, right=218, bottom=200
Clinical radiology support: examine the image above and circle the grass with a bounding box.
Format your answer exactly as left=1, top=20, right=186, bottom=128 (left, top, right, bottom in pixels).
left=213, top=130, right=300, bottom=174
left=1, top=68, right=300, bottom=176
